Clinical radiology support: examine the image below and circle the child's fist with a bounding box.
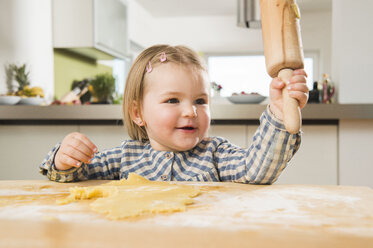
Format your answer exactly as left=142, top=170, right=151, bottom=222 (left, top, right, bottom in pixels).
left=269, top=69, right=309, bottom=120
left=54, top=132, right=98, bottom=171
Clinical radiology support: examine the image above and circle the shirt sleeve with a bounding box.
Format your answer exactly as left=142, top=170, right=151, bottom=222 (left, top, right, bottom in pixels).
left=39, top=142, right=124, bottom=183
left=213, top=105, right=301, bottom=184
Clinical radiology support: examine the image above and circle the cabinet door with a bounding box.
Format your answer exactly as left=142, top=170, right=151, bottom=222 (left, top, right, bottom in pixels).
left=275, top=125, right=338, bottom=185
left=339, top=120, right=373, bottom=188
left=0, top=125, right=78, bottom=180
left=53, top=0, right=94, bottom=48
left=247, top=125, right=260, bottom=143
left=209, top=125, right=247, bottom=148
left=53, top=0, right=128, bottom=59
left=94, top=0, right=128, bottom=58
left=79, top=125, right=129, bottom=151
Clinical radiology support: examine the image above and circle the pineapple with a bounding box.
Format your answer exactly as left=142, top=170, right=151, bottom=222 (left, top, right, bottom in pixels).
left=13, top=64, right=30, bottom=93
left=4, top=64, right=17, bottom=95
left=5, top=63, right=44, bottom=98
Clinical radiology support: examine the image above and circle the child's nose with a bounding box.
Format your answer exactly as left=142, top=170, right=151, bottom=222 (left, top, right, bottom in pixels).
left=182, top=104, right=197, bottom=118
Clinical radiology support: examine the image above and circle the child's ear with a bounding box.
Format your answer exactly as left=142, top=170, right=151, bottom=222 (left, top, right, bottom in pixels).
left=129, top=101, right=144, bottom=126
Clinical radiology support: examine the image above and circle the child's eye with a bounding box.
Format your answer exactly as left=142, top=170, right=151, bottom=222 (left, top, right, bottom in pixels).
left=195, top=98, right=207, bottom=105
left=166, top=98, right=179, bottom=104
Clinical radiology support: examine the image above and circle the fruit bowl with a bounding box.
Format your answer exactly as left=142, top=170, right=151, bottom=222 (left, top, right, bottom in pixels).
left=0, top=96, right=21, bottom=105
left=18, top=97, right=45, bottom=105
left=227, top=94, right=266, bottom=104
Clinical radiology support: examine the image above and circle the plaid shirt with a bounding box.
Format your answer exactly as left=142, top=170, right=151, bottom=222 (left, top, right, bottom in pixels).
left=39, top=107, right=301, bottom=184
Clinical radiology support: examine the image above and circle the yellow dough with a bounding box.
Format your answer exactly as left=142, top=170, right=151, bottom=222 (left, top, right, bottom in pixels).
left=57, top=173, right=201, bottom=220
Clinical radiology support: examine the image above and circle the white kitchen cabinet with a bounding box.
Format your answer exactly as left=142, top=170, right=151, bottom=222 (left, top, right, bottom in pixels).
left=78, top=125, right=129, bottom=151
left=0, top=124, right=339, bottom=184
left=275, top=125, right=338, bottom=185
left=210, top=124, right=338, bottom=185
left=53, top=0, right=128, bottom=59
left=246, top=125, right=259, bottom=142
left=339, top=120, right=373, bottom=188
left=0, top=125, right=128, bottom=180
left=248, top=125, right=338, bottom=185
left=0, top=125, right=77, bottom=180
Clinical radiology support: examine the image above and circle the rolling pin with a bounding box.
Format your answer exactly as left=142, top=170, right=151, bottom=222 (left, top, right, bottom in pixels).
left=260, top=0, right=304, bottom=134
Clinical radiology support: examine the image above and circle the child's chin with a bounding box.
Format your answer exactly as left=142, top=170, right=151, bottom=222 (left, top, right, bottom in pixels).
left=173, top=141, right=199, bottom=151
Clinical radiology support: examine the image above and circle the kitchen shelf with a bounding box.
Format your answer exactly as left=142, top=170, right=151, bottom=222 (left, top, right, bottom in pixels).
left=0, top=104, right=372, bottom=124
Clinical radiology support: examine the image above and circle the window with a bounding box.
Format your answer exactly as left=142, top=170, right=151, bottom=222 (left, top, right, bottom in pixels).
left=207, top=54, right=316, bottom=97
left=98, top=58, right=130, bottom=95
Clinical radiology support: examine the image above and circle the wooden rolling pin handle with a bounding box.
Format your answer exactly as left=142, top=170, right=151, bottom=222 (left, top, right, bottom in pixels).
left=278, top=68, right=302, bottom=134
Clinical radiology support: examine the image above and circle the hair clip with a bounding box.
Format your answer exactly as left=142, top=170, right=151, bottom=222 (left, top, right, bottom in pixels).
left=160, top=52, right=167, bottom=62
left=146, top=61, right=152, bottom=73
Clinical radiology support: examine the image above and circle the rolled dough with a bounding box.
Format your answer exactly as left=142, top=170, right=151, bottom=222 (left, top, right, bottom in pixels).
left=57, top=173, right=201, bottom=220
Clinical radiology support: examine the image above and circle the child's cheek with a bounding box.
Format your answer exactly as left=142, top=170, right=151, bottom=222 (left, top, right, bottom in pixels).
left=155, top=108, right=178, bottom=126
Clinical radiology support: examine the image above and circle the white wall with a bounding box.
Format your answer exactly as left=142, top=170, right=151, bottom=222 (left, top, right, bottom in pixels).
left=332, top=0, right=373, bottom=103
left=127, top=2, right=332, bottom=80
left=153, top=15, right=264, bottom=54
left=301, top=11, right=332, bottom=78
left=0, top=0, right=54, bottom=101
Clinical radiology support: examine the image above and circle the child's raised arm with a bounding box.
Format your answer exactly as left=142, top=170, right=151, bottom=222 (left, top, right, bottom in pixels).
left=54, top=132, right=98, bottom=171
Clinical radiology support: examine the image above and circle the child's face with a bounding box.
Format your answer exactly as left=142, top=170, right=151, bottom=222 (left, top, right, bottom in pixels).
left=141, top=63, right=210, bottom=151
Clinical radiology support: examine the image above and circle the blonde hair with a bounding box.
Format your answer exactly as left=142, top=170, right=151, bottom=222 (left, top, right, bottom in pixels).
left=123, top=44, right=207, bottom=142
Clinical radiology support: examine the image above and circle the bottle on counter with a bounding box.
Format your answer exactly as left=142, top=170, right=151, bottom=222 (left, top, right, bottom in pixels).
left=308, top=81, right=320, bottom=103
left=322, top=74, right=335, bottom=104
left=60, top=79, right=90, bottom=104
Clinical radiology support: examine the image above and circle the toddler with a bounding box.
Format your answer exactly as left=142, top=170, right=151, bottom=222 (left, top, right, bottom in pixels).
left=40, top=44, right=308, bottom=184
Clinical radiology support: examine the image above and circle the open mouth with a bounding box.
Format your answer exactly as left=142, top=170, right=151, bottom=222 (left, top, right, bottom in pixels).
left=177, top=126, right=196, bottom=130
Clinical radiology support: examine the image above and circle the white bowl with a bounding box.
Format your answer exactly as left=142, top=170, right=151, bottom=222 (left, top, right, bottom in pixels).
left=227, top=94, right=266, bottom=104
left=18, top=97, right=45, bottom=105
left=0, top=96, right=21, bottom=105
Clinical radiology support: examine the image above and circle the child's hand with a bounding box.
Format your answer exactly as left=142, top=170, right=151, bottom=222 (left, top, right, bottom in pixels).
left=269, top=69, right=309, bottom=120
left=55, top=132, right=98, bottom=171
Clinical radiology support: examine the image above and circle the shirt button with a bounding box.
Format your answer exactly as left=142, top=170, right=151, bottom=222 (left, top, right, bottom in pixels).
left=161, top=175, right=168, bottom=181
left=165, top=153, right=172, bottom=159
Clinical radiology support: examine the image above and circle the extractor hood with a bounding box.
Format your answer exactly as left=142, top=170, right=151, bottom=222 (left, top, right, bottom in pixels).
left=237, top=0, right=261, bottom=29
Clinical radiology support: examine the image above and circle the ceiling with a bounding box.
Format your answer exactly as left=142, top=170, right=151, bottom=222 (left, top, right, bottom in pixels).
left=135, top=0, right=332, bottom=17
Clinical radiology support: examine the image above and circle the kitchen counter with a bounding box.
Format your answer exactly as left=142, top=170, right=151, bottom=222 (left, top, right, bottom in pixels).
left=0, top=180, right=372, bottom=247
left=0, top=104, right=373, bottom=125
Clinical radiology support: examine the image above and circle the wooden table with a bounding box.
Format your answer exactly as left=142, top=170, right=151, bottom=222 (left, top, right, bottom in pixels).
left=0, top=180, right=372, bottom=248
